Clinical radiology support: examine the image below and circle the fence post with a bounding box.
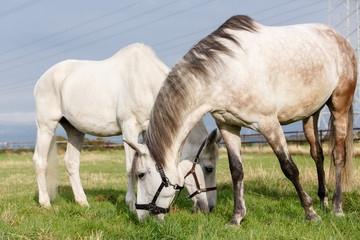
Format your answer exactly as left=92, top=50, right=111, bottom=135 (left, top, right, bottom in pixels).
left=296, top=131, right=299, bottom=148
left=242, top=135, right=246, bottom=150
left=5, top=142, right=9, bottom=154
left=319, top=130, right=323, bottom=143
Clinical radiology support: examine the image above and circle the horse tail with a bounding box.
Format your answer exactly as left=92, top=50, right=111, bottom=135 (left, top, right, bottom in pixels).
left=329, top=105, right=354, bottom=192
left=46, top=136, right=59, bottom=200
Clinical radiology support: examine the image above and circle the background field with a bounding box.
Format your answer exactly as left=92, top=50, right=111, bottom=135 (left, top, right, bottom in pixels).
left=1, top=148, right=360, bottom=239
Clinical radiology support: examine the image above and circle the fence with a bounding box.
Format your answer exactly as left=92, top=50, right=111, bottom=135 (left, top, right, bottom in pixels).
left=1, top=128, right=360, bottom=151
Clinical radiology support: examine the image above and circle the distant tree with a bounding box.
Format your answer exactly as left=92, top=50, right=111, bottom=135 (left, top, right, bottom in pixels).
left=56, top=135, right=67, bottom=141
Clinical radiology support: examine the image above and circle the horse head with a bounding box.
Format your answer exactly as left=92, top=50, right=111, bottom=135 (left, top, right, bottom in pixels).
left=125, top=129, right=220, bottom=221
left=179, top=128, right=220, bottom=213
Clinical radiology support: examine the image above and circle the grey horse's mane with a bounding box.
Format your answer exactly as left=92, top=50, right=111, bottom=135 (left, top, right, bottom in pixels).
left=146, top=15, right=257, bottom=167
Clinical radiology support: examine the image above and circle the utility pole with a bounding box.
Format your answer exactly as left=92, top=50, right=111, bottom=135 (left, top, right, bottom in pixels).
left=320, top=0, right=360, bottom=129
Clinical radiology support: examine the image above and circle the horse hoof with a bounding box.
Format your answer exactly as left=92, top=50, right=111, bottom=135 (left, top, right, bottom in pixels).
left=40, top=202, right=51, bottom=209
left=320, top=199, right=329, bottom=209
left=76, top=200, right=90, bottom=207
left=306, top=211, right=321, bottom=221
left=225, top=217, right=242, bottom=227
left=331, top=209, right=345, bottom=217
left=309, top=215, right=321, bottom=221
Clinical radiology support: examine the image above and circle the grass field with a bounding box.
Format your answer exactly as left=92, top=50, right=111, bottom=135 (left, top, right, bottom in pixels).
left=1, top=149, right=360, bottom=239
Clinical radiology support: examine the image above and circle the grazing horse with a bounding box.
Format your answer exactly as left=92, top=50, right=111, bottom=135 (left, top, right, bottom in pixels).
left=33, top=43, right=220, bottom=212
left=127, top=16, right=357, bottom=224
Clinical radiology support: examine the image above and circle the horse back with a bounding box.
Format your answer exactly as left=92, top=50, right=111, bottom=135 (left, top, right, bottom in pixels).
left=34, top=43, right=170, bottom=136
left=211, top=23, right=357, bottom=125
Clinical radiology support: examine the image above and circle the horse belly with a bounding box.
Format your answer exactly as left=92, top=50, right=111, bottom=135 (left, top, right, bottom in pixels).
left=276, top=90, right=331, bottom=125
left=62, top=88, right=122, bottom=136
left=211, top=110, right=260, bottom=131
left=65, top=110, right=122, bottom=137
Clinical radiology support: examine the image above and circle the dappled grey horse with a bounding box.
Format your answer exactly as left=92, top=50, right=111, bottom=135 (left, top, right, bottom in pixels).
left=127, top=15, right=356, bottom=224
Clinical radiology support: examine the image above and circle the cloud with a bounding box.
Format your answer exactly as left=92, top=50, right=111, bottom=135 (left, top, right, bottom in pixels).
left=0, top=112, right=36, bottom=124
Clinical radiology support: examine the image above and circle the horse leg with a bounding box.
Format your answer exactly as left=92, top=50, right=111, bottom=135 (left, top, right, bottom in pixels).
left=302, top=112, right=329, bottom=208
left=122, top=121, right=141, bottom=212
left=217, top=123, right=245, bottom=225
left=328, top=100, right=354, bottom=216
left=260, top=120, right=320, bottom=220
left=33, top=121, right=58, bottom=208
left=60, top=118, right=87, bottom=206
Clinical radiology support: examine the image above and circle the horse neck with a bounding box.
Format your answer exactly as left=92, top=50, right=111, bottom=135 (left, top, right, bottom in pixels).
left=146, top=72, right=212, bottom=170
left=171, top=105, right=211, bottom=164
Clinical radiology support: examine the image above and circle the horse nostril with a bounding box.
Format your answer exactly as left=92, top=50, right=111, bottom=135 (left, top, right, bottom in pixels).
left=209, top=206, right=215, bottom=213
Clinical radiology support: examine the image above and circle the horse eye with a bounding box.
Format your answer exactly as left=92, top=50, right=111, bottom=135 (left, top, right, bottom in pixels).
left=138, top=173, right=145, bottom=179
left=205, top=167, right=213, bottom=173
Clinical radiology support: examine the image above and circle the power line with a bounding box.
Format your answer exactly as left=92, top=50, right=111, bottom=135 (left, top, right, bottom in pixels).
left=159, top=1, right=328, bottom=59
left=0, top=84, right=34, bottom=96
left=3, top=0, right=328, bottom=94
left=153, top=0, right=300, bottom=50
left=257, top=0, right=323, bottom=22
left=0, top=0, right=179, bottom=65
left=271, top=7, right=328, bottom=25
left=0, top=1, right=142, bottom=56
left=250, top=0, right=296, bottom=17
left=0, top=0, right=43, bottom=19
left=0, top=0, right=215, bottom=73
left=0, top=80, right=34, bottom=94
left=1, top=0, right=295, bottom=67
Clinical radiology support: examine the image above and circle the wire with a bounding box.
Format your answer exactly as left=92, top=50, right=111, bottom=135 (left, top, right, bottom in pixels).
left=0, top=1, right=142, bottom=56
left=2, top=0, right=330, bottom=94
left=159, top=1, right=327, bottom=59
left=0, top=0, right=215, bottom=73
left=0, top=84, right=33, bottom=96
left=0, top=0, right=179, bottom=65
left=258, top=0, right=324, bottom=22
left=250, top=0, right=295, bottom=17
left=271, top=7, right=328, bottom=25
left=0, top=0, right=43, bottom=19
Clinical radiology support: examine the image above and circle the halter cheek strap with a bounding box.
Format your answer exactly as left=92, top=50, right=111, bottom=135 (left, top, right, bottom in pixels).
left=184, top=138, right=217, bottom=199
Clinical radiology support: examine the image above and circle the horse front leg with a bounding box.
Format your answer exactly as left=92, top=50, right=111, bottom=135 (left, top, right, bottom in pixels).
left=122, top=121, right=141, bottom=212
left=217, top=123, right=245, bottom=226
left=60, top=119, right=87, bottom=206
left=261, top=120, right=320, bottom=221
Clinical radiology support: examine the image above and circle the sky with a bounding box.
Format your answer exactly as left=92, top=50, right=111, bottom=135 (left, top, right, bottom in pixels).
left=0, top=0, right=354, bottom=142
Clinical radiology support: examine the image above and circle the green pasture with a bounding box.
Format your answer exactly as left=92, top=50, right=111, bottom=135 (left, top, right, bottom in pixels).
left=1, top=149, right=360, bottom=239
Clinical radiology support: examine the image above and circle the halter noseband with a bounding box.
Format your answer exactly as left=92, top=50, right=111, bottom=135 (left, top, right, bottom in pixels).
left=183, top=139, right=217, bottom=199
left=135, top=164, right=184, bottom=215
left=135, top=138, right=217, bottom=215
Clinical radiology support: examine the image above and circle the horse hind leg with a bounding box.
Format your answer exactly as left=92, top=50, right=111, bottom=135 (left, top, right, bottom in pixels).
left=33, top=120, right=59, bottom=208
left=327, top=96, right=354, bottom=217
left=260, top=119, right=320, bottom=220
left=59, top=118, right=88, bottom=206
left=302, top=113, right=329, bottom=208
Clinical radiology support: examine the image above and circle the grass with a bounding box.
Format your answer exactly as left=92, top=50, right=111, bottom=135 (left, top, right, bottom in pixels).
left=1, top=149, right=360, bottom=239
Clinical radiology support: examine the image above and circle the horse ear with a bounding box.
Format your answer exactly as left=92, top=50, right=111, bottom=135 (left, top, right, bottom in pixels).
left=205, top=129, right=221, bottom=147
left=123, top=140, right=146, bottom=155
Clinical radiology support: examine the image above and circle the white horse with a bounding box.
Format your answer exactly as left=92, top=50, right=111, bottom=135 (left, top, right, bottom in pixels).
left=127, top=15, right=357, bottom=224
left=33, top=43, right=220, bottom=212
